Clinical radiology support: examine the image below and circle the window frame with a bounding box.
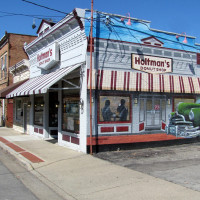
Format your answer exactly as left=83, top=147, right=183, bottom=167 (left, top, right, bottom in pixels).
left=98, top=93, right=132, bottom=124
left=34, top=96, right=44, bottom=126
left=15, top=99, right=22, bottom=121
left=62, top=95, right=80, bottom=134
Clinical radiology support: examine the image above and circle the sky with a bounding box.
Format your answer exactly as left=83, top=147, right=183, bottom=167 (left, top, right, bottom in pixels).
left=1, top=0, right=200, bottom=43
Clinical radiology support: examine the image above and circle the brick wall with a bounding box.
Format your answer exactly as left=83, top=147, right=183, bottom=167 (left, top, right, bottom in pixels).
left=0, top=33, right=36, bottom=128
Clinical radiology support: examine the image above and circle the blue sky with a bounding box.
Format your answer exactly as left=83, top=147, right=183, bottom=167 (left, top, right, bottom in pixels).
left=1, top=0, right=200, bottom=43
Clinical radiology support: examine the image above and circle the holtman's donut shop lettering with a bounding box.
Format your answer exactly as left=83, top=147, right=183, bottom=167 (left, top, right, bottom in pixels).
left=37, top=48, right=52, bottom=66
left=29, top=43, right=59, bottom=70
left=132, top=54, right=172, bottom=74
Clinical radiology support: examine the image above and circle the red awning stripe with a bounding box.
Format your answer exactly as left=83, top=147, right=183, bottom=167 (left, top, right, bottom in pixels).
left=87, top=69, right=200, bottom=94
left=127, top=72, right=130, bottom=91
left=7, top=64, right=81, bottom=98
left=123, top=72, right=126, bottom=91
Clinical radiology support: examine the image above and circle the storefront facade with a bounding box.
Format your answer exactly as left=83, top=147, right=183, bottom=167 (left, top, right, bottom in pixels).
left=7, top=9, right=88, bottom=152
left=85, top=10, right=200, bottom=151
left=6, top=9, right=200, bottom=153
left=87, top=44, right=199, bottom=148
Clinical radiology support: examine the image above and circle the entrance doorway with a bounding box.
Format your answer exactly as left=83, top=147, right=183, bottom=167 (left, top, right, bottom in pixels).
left=140, top=95, right=166, bottom=130
left=49, top=92, right=58, bottom=139
left=23, top=103, right=27, bottom=133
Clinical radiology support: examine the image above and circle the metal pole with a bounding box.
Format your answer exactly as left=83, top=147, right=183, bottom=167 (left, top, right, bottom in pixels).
left=89, top=0, right=94, bottom=155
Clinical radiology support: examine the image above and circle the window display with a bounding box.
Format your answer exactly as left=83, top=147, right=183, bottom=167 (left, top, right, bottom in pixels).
left=174, top=98, right=195, bottom=112
left=99, top=94, right=131, bottom=123
left=34, top=96, right=44, bottom=126
left=16, top=99, right=22, bottom=120
left=62, top=97, right=79, bottom=134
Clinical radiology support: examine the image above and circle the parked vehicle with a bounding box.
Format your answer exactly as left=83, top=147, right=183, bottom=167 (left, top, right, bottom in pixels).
left=166, top=111, right=200, bottom=138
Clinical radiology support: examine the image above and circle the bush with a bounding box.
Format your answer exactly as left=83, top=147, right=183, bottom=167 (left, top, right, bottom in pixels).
left=178, top=103, right=200, bottom=121
left=189, top=108, right=200, bottom=127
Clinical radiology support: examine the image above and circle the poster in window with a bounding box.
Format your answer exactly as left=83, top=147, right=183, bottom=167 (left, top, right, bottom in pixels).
left=99, top=95, right=130, bottom=122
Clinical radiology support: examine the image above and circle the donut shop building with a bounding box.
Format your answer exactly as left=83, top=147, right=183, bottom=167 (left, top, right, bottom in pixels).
left=7, top=8, right=200, bottom=153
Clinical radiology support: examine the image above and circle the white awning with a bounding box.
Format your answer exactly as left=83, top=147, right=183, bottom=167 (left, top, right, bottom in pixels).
left=6, top=64, right=80, bottom=98
left=87, top=69, right=200, bottom=94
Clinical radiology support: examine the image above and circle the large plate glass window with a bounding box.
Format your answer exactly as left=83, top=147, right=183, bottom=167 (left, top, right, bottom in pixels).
left=173, top=98, right=195, bottom=111
left=34, top=96, right=44, bottom=126
left=16, top=99, right=22, bottom=120
left=61, top=75, right=80, bottom=134
left=98, top=94, right=131, bottom=123
left=62, top=96, right=79, bottom=134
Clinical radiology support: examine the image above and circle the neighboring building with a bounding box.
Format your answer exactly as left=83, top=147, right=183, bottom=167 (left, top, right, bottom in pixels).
left=6, top=9, right=200, bottom=153
left=9, top=59, right=30, bottom=133
left=0, top=32, right=36, bottom=127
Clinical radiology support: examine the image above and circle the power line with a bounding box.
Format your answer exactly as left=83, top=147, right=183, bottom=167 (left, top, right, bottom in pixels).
left=22, top=0, right=68, bottom=15
left=20, top=0, right=200, bottom=52
left=0, top=10, right=63, bottom=20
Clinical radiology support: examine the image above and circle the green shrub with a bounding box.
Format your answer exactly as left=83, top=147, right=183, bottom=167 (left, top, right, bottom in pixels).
left=190, top=108, right=200, bottom=127
left=178, top=103, right=200, bottom=121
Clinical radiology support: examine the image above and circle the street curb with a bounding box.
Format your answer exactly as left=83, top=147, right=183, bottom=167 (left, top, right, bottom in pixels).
left=0, top=141, right=34, bottom=171
left=0, top=140, right=76, bottom=200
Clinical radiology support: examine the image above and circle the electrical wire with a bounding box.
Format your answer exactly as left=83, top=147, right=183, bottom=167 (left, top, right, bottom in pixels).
left=22, top=0, right=68, bottom=15
left=20, top=0, right=200, bottom=52
left=0, top=10, right=63, bottom=20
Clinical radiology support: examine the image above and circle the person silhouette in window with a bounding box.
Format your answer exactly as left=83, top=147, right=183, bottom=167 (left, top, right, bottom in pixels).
left=102, top=100, right=113, bottom=122
left=117, top=99, right=128, bottom=121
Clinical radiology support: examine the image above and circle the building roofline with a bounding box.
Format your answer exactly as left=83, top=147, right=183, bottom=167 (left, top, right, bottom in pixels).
left=150, top=28, right=196, bottom=39
left=85, top=9, right=151, bottom=24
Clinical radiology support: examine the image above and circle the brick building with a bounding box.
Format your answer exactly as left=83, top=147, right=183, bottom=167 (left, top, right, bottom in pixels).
left=0, top=32, right=36, bottom=127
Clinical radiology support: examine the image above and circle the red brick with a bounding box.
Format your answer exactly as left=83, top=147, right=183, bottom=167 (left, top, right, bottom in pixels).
left=20, top=152, right=44, bottom=163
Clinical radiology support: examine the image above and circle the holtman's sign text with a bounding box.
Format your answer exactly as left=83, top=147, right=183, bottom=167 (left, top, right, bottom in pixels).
left=131, top=54, right=172, bottom=74
left=30, top=43, right=59, bottom=70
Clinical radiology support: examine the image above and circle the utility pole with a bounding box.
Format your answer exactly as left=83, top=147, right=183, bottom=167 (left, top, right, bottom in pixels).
left=89, top=0, right=94, bottom=155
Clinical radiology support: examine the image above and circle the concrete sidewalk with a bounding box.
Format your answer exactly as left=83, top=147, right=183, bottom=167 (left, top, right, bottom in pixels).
left=1, top=127, right=200, bottom=200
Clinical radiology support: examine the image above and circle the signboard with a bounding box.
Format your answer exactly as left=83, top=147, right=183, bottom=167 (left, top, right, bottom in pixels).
left=132, top=54, right=172, bottom=74
left=30, top=43, right=59, bottom=70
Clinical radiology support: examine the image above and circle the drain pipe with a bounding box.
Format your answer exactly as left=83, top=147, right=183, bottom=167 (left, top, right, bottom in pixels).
left=89, top=0, right=94, bottom=155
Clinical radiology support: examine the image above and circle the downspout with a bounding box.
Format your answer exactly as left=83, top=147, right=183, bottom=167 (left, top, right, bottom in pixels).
left=89, top=0, right=94, bottom=155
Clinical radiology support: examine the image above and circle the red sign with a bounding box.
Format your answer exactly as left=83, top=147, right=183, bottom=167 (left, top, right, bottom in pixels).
left=154, top=104, right=160, bottom=110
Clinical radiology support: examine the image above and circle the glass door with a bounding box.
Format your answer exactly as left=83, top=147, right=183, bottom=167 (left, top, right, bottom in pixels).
left=145, top=97, right=162, bottom=130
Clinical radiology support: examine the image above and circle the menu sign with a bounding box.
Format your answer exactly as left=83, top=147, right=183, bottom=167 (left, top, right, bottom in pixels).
left=132, top=54, right=172, bottom=74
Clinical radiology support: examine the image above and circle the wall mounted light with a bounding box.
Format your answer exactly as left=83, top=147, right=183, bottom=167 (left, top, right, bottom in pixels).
left=134, top=98, right=138, bottom=104
left=55, top=101, right=59, bottom=108
left=27, top=101, right=31, bottom=107
left=126, top=13, right=131, bottom=26
left=121, top=13, right=132, bottom=26
left=40, top=102, right=45, bottom=107
left=176, top=32, right=187, bottom=44
left=79, top=98, right=84, bottom=113
left=167, top=99, right=171, bottom=105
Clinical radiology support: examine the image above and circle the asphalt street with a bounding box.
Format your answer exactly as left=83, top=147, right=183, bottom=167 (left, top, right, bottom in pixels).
left=95, top=142, right=200, bottom=192
left=0, top=149, right=38, bottom=200
left=0, top=148, right=65, bottom=200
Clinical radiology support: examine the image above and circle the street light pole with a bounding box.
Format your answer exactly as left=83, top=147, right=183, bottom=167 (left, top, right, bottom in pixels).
left=89, top=0, right=94, bottom=155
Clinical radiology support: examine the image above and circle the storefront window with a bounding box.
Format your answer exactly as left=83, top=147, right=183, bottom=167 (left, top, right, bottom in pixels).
left=99, top=94, right=131, bottom=123
left=139, top=98, right=145, bottom=122
left=161, top=99, right=166, bottom=121
left=16, top=99, right=22, bottom=120
left=174, top=98, right=195, bottom=112
left=34, top=96, right=44, bottom=126
left=62, top=97, right=79, bottom=134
